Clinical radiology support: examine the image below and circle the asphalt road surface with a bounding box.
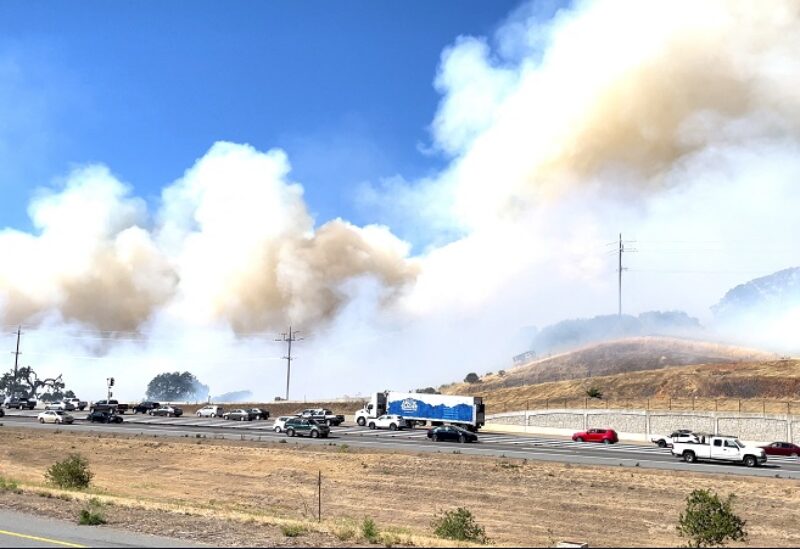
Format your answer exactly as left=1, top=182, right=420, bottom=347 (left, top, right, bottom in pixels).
left=3, top=412, right=800, bottom=479
left=0, top=508, right=204, bottom=547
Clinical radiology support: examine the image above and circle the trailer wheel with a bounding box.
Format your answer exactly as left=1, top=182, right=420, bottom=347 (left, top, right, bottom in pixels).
left=357, top=417, right=366, bottom=426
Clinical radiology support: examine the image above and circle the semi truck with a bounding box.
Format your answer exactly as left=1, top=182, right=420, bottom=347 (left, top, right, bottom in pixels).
left=355, top=391, right=485, bottom=431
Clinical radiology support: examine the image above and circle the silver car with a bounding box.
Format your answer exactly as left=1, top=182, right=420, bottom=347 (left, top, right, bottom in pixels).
left=45, top=401, right=76, bottom=411
left=38, top=410, right=74, bottom=424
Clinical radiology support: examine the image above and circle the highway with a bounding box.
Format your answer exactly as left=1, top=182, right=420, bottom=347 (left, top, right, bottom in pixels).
left=0, top=508, right=204, bottom=547
left=3, top=412, right=800, bottom=479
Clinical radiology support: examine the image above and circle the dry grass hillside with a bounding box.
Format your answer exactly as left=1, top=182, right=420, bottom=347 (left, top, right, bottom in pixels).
left=444, top=336, right=774, bottom=394
left=451, top=358, right=800, bottom=414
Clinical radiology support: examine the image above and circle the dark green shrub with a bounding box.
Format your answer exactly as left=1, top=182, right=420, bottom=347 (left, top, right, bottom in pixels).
left=586, top=386, right=603, bottom=399
left=677, top=489, right=747, bottom=547
left=45, top=454, right=94, bottom=489
left=431, top=507, right=488, bottom=544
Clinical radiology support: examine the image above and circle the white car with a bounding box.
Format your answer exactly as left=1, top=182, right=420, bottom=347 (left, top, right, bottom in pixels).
left=651, top=429, right=700, bottom=448
left=38, top=410, right=74, bottom=424
left=367, top=414, right=407, bottom=431
left=196, top=405, right=225, bottom=418
left=273, top=416, right=293, bottom=433
left=44, top=401, right=75, bottom=411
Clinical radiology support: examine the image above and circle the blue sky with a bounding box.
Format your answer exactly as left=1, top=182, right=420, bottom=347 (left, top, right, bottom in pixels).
left=0, top=0, right=541, bottom=236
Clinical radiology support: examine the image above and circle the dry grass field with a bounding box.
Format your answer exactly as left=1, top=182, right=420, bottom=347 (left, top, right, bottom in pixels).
left=0, top=428, right=798, bottom=547
left=448, top=358, right=800, bottom=415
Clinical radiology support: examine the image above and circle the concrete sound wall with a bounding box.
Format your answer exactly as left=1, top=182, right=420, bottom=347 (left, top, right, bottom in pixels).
left=486, top=408, right=799, bottom=445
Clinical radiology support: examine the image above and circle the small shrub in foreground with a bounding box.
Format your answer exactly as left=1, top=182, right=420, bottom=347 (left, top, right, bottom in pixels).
left=677, top=489, right=747, bottom=547
left=78, top=498, right=106, bottom=526
left=362, top=516, right=379, bottom=543
left=431, top=507, right=488, bottom=544
left=45, top=454, right=93, bottom=489
left=280, top=524, right=306, bottom=537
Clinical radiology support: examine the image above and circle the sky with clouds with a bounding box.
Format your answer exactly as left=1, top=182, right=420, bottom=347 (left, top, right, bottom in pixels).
left=1, top=0, right=799, bottom=400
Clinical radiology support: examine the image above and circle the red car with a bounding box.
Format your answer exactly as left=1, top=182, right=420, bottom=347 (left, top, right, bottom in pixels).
left=572, top=428, right=618, bottom=444
left=760, top=442, right=800, bottom=457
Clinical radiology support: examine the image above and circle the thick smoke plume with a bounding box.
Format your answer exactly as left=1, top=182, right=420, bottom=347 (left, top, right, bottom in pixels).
left=3, top=0, right=800, bottom=399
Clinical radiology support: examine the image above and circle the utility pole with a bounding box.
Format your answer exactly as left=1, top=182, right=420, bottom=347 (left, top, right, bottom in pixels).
left=618, top=233, right=624, bottom=317
left=11, top=326, right=21, bottom=398
left=276, top=326, right=303, bottom=401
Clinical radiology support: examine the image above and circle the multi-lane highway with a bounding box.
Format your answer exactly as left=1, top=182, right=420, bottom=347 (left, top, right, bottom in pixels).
left=4, top=411, right=799, bottom=479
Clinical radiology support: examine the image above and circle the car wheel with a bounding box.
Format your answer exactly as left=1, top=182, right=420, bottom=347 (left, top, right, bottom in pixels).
left=575, top=437, right=584, bottom=443
left=744, top=455, right=757, bottom=467
left=148, top=411, right=153, bottom=415
left=432, top=434, right=439, bottom=442
left=603, top=439, right=611, bottom=445
left=39, top=418, right=44, bottom=423
left=286, top=429, right=295, bottom=437
left=274, top=427, right=282, bottom=433
left=791, top=453, right=798, bottom=458
left=325, top=419, right=332, bottom=426
left=683, top=451, right=697, bottom=463
left=240, top=416, right=245, bottom=421
left=368, top=423, right=376, bottom=430
left=357, top=417, right=366, bottom=426
left=56, top=419, right=62, bottom=424
left=657, top=440, right=667, bottom=448
left=389, top=423, right=398, bottom=431
left=459, top=434, right=466, bottom=443
left=311, top=430, right=319, bottom=438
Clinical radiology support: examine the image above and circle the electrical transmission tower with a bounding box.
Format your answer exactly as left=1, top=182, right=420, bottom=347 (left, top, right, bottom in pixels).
left=276, top=326, right=303, bottom=401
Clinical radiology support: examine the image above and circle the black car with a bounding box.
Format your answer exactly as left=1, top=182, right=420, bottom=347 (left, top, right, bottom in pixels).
left=427, top=425, right=478, bottom=443
left=87, top=410, right=124, bottom=424
left=248, top=408, right=270, bottom=420
left=133, top=401, right=160, bottom=414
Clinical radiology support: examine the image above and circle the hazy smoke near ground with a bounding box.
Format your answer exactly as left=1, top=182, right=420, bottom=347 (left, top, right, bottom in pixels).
left=3, top=0, right=800, bottom=399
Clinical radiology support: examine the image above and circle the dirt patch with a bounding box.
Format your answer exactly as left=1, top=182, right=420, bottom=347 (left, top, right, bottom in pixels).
left=0, top=428, right=798, bottom=547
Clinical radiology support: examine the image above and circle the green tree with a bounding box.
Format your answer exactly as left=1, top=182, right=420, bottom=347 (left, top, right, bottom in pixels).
left=464, top=373, right=480, bottom=384
left=677, top=489, right=747, bottom=547
left=0, top=366, right=66, bottom=400
left=146, top=371, right=208, bottom=401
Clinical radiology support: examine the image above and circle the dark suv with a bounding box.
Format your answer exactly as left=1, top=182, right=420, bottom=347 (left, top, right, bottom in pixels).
left=6, top=397, right=36, bottom=410
left=284, top=418, right=330, bottom=438
left=133, top=401, right=160, bottom=414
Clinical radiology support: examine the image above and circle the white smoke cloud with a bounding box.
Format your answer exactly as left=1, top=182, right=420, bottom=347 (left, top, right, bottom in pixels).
left=3, top=0, right=800, bottom=400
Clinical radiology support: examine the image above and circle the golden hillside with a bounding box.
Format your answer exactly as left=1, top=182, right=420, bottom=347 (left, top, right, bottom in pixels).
left=445, top=358, right=800, bottom=414
left=444, top=336, right=774, bottom=394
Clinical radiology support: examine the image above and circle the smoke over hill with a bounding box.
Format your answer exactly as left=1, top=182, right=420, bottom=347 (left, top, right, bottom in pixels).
left=2, top=0, right=800, bottom=399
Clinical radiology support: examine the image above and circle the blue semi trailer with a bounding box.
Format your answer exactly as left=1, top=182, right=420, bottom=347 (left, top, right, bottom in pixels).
left=354, top=391, right=485, bottom=431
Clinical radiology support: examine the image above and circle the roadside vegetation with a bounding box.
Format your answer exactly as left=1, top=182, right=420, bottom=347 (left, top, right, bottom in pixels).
left=431, top=507, right=488, bottom=544
left=78, top=497, right=107, bottom=525
left=677, top=489, right=747, bottom=547
left=45, top=454, right=93, bottom=489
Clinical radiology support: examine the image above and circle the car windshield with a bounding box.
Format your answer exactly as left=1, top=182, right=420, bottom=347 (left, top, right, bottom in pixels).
left=309, top=419, right=321, bottom=426
left=734, top=440, right=744, bottom=448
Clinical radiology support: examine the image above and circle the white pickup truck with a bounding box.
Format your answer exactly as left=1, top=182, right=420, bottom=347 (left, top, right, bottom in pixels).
left=672, top=434, right=767, bottom=467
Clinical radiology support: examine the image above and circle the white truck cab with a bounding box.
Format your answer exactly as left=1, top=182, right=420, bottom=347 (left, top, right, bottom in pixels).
left=672, top=434, right=767, bottom=467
